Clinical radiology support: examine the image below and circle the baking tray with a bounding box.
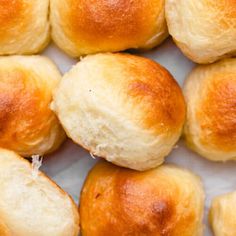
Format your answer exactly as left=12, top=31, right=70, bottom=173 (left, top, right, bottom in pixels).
left=41, top=38, right=235, bottom=236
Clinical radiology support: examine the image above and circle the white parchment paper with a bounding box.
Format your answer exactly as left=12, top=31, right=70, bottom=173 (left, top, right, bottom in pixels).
left=40, top=39, right=236, bottom=236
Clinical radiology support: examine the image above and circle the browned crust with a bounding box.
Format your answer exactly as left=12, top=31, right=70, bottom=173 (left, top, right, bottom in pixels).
left=0, top=0, right=29, bottom=42
left=80, top=161, right=201, bottom=236
left=61, top=0, right=166, bottom=52
left=197, top=73, right=236, bottom=151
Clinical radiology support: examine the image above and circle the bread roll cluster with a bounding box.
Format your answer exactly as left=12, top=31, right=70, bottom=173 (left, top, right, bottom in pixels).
left=1, top=0, right=235, bottom=63
left=0, top=0, right=236, bottom=235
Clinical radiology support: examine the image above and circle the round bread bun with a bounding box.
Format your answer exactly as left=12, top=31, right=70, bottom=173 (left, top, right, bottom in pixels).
left=165, top=0, right=236, bottom=64
left=50, top=0, right=168, bottom=57
left=52, top=53, right=186, bottom=171
left=0, top=0, right=50, bottom=55
left=183, top=58, right=236, bottom=161
left=209, top=191, right=236, bottom=236
left=0, top=56, right=66, bottom=156
left=80, top=161, right=205, bottom=236
left=0, top=148, right=79, bottom=236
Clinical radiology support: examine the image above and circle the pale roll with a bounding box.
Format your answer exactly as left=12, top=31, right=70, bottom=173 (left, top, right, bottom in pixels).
left=52, top=53, right=186, bottom=171
left=0, top=148, right=80, bottom=236
left=165, top=0, right=236, bottom=64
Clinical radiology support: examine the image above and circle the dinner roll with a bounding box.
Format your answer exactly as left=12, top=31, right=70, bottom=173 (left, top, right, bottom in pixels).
left=0, top=0, right=50, bottom=55
left=209, top=191, right=236, bottom=236
left=80, top=161, right=205, bottom=236
left=0, top=148, right=79, bottom=236
left=183, top=58, right=236, bottom=161
left=0, top=56, right=65, bottom=156
left=52, top=53, right=186, bottom=171
left=165, top=0, right=236, bottom=64
left=50, top=0, right=168, bottom=57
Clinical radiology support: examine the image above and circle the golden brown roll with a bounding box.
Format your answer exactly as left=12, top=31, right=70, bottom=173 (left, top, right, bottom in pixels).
left=52, top=53, right=186, bottom=171
left=209, top=191, right=236, bottom=236
left=183, top=58, right=236, bottom=161
left=80, top=161, right=205, bottom=236
left=50, top=0, right=168, bottom=57
left=0, top=0, right=50, bottom=55
left=0, top=148, right=79, bottom=236
left=165, top=0, right=236, bottom=64
left=0, top=56, right=65, bottom=156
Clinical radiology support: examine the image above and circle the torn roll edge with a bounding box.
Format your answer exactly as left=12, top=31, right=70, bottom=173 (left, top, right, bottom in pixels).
left=31, top=155, right=43, bottom=179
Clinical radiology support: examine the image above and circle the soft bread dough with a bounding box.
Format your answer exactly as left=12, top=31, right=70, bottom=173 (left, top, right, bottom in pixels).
left=50, top=0, right=168, bottom=57
left=165, top=0, right=236, bottom=64
left=52, top=53, right=186, bottom=171
left=0, top=56, right=65, bottom=156
left=209, top=191, right=236, bottom=236
left=0, top=148, right=80, bottom=236
left=80, top=161, right=205, bottom=236
left=183, top=58, right=236, bottom=161
left=0, top=0, right=50, bottom=55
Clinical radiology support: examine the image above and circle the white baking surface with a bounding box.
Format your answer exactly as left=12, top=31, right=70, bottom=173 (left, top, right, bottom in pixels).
left=40, top=39, right=236, bottom=236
